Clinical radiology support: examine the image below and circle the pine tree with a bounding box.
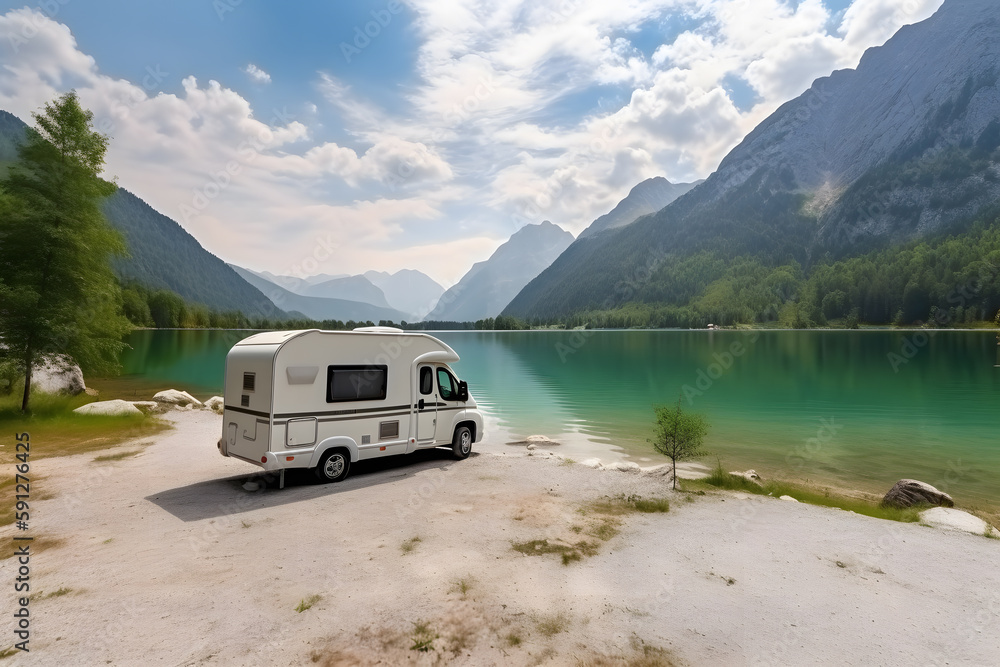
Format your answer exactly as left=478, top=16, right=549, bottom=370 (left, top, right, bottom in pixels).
left=0, top=92, right=131, bottom=411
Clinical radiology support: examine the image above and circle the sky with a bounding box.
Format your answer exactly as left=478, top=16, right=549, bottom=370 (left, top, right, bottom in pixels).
left=0, top=0, right=944, bottom=286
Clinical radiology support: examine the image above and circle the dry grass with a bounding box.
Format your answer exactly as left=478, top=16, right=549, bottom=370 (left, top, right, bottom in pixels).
left=512, top=538, right=599, bottom=565
left=400, top=536, right=422, bottom=554
left=535, top=612, right=570, bottom=637
left=92, top=448, right=146, bottom=462
left=0, top=536, right=65, bottom=561
left=295, top=594, right=322, bottom=613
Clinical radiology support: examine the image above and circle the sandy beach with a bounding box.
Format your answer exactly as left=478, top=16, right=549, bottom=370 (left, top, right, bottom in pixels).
left=3, top=408, right=999, bottom=666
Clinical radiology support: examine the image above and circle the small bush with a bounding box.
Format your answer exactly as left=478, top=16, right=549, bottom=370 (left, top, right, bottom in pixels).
left=295, top=594, right=321, bottom=613
left=401, top=536, right=422, bottom=554
left=410, top=621, right=437, bottom=652
left=536, top=613, right=570, bottom=637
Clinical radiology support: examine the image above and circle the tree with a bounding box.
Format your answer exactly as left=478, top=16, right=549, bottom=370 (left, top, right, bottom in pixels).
left=649, top=398, right=709, bottom=490
left=0, top=92, right=131, bottom=411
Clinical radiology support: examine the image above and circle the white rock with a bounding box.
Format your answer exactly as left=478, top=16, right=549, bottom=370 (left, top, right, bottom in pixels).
left=131, top=401, right=159, bottom=413
left=605, top=461, right=641, bottom=473
left=525, top=435, right=558, bottom=444
left=153, top=389, right=203, bottom=406
left=580, top=458, right=603, bottom=469
left=74, top=400, right=143, bottom=417
left=204, top=396, right=224, bottom=412
left=920, top=507, right=996, bottom=537
left=31, top=354, right=86, bottom=395
left=779, top=495, right=799, bottom=502
left=526, top=444, right=537, bottom=451
left=242, top=481, right=261, bottom=492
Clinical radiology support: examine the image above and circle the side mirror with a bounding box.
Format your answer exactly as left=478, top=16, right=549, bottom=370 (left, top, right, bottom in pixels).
left=457, top=380, right=469, bottom=402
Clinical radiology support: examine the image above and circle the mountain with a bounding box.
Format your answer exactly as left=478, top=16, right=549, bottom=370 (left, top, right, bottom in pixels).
left=0, top=110, right=281, bottom=319
left=504, top=0, right=1000, bottom=321
left=428, top=221, right=574, bottom=322
left=229, top=265, right=408, bottom=323
left=247, top=269, right=392, bottom=308
left=103, top=191, right=284, bottom=318
left=578, top=177, right=702, bottom=239
left=364, top=269, right=446, bottom=319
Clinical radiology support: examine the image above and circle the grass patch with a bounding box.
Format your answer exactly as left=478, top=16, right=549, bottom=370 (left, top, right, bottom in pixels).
left=0, top=536, right=64, bottom=561
left=449, top=577, right=473, bottom=598
left=587, top=519, right=620, bottom=542
left=560, top=458, right=576, bottom=466
left=295, top=594, right=321, bottom=613
left=92, top=449, right=144, bottom=462
left=409, top=620, right=437, bottom=652
left=536, top=612, right=570, bottom=637
left=587, top=494, right=670, bottom=516
left=0, top=646, right=16, bottom=660
left=33, top=587, right=72, bottom=601
left=504, top=631, right=522, bottom=647
left=512, top=539, right=598, bottom=565
left=0, top=391, right=169, bottom=465
left=694, top=460, right=926, bottom=523
left=400, top=536, right=421, bottom=554
left=702, top=460, right=766, bottom=493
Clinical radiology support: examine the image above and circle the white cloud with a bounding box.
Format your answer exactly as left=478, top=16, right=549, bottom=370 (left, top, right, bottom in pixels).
left=243, top=63, right=271, bottom=84
left=0, top=1, right=950, bottom=285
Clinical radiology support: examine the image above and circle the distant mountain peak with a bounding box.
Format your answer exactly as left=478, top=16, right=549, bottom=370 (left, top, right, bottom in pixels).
left=578, top=177, right=702, bottom=239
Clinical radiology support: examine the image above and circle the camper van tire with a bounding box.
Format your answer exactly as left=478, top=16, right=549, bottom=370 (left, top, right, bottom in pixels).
left=452, top=425, right=473, bottom=460
left=315, top=449, right=351, bottom=483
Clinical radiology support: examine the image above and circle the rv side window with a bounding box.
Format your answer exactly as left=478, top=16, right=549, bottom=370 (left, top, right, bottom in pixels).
left=419, top=367, right=433, bottom=395
left=437, top=368, right=457, bottom=401
left=326, top=365, right=388, bottom=403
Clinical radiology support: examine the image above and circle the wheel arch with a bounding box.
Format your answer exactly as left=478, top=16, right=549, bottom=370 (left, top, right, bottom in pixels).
left=308, top=436, right=360, bottom=468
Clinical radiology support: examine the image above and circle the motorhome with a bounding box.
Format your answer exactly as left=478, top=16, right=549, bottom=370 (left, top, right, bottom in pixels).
left=218, top=327, right=484, bottom=486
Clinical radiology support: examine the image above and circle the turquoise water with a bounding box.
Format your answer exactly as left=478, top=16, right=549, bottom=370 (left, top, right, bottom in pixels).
left=115, top=329, right=1000, bottom=506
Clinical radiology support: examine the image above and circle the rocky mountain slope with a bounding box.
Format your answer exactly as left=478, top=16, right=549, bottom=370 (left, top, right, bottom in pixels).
left=427, top=221, right=574, bottom=322
left=504, top=0, right=1000, bottom=320
left=578, top=177, right=701, bottom=240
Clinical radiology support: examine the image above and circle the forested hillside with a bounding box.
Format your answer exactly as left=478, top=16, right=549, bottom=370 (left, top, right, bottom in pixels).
left=553, top=214, right=1000, bottom=329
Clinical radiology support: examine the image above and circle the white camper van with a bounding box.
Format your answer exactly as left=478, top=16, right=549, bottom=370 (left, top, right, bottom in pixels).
left=218, top=328, right=484, bottom=485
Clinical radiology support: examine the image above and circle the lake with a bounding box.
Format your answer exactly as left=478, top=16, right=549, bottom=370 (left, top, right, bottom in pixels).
left=112, top=329, right=1000, bottom=507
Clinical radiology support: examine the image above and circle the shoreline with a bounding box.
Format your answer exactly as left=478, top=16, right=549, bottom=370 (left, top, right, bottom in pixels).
left=2, top=408, right=997, bottom=665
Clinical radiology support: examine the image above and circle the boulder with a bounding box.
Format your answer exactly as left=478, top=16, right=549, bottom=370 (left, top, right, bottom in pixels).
left=525, top=435, right=559, bottom=445
left=153, top=389, right=203, bottom=407
left=204, top=396, right=224, bottom=412
left=779, top=495, right=799, bottom=502
left=131, top=401, right=160, bottom=413
left=881, top=479, right=954, bottom=508
left=920, top=507, right=997, bottom=536
left=74, top=400, right=143, bottom=417
left=31, top=354, right=86, bottom=395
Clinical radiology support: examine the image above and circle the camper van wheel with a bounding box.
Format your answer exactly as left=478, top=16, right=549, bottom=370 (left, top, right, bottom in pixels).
left=452, top=426, right=473, bottom=460
left=315, top=449, right=351, bottom=483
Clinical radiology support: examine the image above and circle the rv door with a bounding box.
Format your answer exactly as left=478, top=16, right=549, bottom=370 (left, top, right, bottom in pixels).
left=416, top=365, right=437, bottom=442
